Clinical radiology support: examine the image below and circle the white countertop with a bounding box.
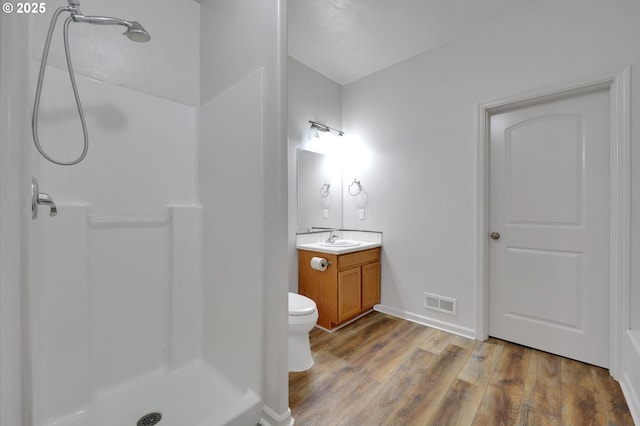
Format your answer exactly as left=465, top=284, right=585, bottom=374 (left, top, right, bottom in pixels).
left=296, top=240, right=381, bottom=255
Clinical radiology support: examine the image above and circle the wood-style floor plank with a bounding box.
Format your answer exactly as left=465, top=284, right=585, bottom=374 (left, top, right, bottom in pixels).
left=457, top=339, right=503, bottom=387
left=383, top=344, right=472, bottom=424
left=289, top=311, right=633, bottom=425
left=429, top=379, right=485, bottom=425
left=489, top=343, right=531, bottom=387
left=325, top=314, right=403, bottom=362
left=560, top=357, right=608, bottom=425
left=562, top=383, right=607, bottom=425
left=358, top=320, right=433, bottom=382
left=337, top=348, right=434, bottom=426
left=418, top=326, right=454, bottom=354
left=472, top=344, right=531, bottom=424
left=561, top=357, right=597, bottom=391
left=517, top=349, right=563, bottom=425
left=292, top=365, right=379, bottom=425
left=592, top=366, right=636, bottom=425
left=451, top=334, right=478, bottom=350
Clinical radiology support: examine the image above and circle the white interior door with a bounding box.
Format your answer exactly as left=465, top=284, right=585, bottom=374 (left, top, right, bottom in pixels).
left=489, top=88, right=610, bottom=368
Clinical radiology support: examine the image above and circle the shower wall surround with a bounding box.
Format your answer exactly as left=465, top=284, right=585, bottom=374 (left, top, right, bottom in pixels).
left=29, top=1, right=202, bottom=424
left=199, top=69, right=265, bottom=395
left=34, top=68, right=198, bottom=210
left=31, top=205, right=203, bottom=420
left=199, top=1, right=290, bottom=421
left=19, top=0, right=289, bottom=425
left=29, top=0, right=199, bottom=105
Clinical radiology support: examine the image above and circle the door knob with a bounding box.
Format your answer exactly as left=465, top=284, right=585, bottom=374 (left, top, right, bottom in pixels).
left=490, top=232, right=501, bottom=240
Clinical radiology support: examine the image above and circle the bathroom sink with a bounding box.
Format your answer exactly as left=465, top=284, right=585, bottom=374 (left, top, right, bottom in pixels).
left=319, top=240, right=361, bottom=247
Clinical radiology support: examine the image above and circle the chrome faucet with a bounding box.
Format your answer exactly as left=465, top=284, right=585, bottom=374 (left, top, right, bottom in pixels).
left=37, top=192, right=57, bottom=216
left=325, top=230, right=339, bottom=244
left=32, top=177, right=57, bottom=219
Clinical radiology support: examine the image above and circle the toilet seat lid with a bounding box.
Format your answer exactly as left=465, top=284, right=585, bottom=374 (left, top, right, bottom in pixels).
left=289, top=292, right=317, bottom=316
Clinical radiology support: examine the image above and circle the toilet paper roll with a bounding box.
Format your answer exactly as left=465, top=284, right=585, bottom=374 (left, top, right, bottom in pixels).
left=310, top=257, right=329, bottom=272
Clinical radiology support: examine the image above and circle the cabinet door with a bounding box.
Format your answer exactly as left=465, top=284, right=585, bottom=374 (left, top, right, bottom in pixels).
left=338, top=267, right=361, bottom=322
left=298, top=250, right=338, bottom=328
left=362, top=261, right=380, bottom=311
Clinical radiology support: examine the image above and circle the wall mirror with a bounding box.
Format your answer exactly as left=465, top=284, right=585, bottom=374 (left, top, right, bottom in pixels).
left=297, top=149, right=342, bottom=232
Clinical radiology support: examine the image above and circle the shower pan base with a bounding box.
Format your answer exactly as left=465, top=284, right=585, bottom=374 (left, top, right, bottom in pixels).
left=41, top=360, right=261, bottom=426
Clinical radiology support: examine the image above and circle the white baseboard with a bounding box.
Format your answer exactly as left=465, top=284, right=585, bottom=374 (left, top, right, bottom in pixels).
left=260, top=405, right=294, bottom=426
left=374, top=304, right=476, bottom=339
left=621, top=330, right=640, bottom=425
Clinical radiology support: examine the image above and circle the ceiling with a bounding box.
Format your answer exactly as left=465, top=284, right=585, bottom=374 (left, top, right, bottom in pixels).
left=288, top=0, right=542, bottom=85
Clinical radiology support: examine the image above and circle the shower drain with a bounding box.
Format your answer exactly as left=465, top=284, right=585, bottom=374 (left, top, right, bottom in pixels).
left=137, top=412, right=162, bottom=426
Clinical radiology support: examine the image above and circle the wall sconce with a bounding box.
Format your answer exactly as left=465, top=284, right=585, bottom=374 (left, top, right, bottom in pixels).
left=308, top=120, right=344, bottom=138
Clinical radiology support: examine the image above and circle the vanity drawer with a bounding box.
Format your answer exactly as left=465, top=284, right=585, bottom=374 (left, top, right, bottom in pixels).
left=337, top=247, right=380, bottom=270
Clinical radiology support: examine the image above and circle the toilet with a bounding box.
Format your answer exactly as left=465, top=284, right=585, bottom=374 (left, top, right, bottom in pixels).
left=288, top=292, right=318, bottom=372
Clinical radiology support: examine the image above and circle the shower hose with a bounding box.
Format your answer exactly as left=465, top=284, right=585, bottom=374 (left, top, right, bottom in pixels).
left=32, top=6, right=89, bottom=166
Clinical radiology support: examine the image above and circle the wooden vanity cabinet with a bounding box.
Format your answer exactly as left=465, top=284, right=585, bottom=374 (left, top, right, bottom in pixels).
left=338, top=267, right=361, bottom=322
left=298, top=247, right=380, bottom=330
left=361, top=261, right=381, bottom=311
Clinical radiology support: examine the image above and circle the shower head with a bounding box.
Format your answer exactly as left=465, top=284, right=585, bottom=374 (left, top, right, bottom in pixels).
left=123, top=21, right=150, bottom=42
left=71, top=14, right=151, bottom=42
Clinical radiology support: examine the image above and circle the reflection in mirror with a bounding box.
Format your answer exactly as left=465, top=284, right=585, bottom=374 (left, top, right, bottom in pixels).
left=297, top=149, right=342, bottom=232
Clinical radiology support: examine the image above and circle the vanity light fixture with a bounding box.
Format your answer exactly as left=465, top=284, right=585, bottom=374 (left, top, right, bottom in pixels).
left=308, top=120, right=344, bottom=138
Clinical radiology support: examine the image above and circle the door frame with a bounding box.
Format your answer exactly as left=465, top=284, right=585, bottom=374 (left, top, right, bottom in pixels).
left=475, top=67, right=631, bottom=378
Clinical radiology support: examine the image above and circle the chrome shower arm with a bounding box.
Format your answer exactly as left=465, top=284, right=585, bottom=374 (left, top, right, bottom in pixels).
left=71, top=14, right=132, bottom=28
left=69, top=12, right=151, bottom=42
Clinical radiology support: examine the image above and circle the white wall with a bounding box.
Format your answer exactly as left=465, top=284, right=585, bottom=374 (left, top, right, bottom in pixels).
left=341, top=0, right=640, bottom=416
left=199, top=1, right=289, bottom=423
left=288, top=57, right=342, bottom=145
left=342, top=0, right=640, bottom=334
left=287, top=57, right=342, bottom=292
left=200, top=0, right=277, bottom=102
left=30, top=0, right=200, bottom=106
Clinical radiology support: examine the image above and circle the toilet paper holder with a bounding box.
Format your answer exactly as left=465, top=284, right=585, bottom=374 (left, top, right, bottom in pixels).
left=310, top=257, right=331, bottom=271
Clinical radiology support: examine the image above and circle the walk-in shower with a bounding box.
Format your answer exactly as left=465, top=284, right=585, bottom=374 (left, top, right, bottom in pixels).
left=1, top=1, right=285, bottom=424
left=32, top=0, right=150, bottom=165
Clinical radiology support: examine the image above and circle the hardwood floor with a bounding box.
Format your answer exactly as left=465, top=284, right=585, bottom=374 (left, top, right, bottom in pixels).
left=289, top=311, right=634, bottom=425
